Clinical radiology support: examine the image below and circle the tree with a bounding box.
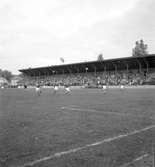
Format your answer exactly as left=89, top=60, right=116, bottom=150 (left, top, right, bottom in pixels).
left=0, top=70, right=13, bottom=82
left=0, top=69, right=2, bottom=77
left=132, top=39, right=148, bottom=57
left=97, top=54, right=104, bottom=61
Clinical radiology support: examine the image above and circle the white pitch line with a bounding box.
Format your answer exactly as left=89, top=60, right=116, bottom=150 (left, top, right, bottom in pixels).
left=121, top=153, right=149, bottom=167
left=15, top=124, right=155, bottom=167
left=61, top=106, right=148, bottom=118
left=134, top=154, right=149, bottom=161
left=61, top=106, right=99, bottom=113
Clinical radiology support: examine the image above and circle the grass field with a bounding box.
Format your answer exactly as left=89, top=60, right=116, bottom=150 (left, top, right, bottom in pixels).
left=0, top=87, right=155, bottom=167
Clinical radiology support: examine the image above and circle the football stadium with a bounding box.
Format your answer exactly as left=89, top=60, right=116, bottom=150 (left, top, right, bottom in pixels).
left=0, top=54, right=155, bottom=167
left=19, top=54, right=155, bottom=87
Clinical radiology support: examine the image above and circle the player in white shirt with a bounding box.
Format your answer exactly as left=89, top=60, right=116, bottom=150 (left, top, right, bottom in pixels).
left=102, top=85, right=107, bottom=90
left=65, top=85, right=71, bottom=94
left=53, top=85, right=59, bottom=95
left=35, top=85, right=41, bottom=96
left=120, top=85, right=124, bottom=90
left=102, top=84, right=107, bottom=93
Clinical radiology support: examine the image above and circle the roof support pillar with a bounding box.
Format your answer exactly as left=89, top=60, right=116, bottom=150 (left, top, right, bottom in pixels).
left=47, top=71, right=49, bottom=78
left=62, top=69, right=65, bottom=74
left=126, top=64, right=129, bottom=73
left=111, top=62, right=117, bottom=73
left=146, top=63, right=149, bottom=73
left=33, top=72, right=36, bottom=80
left=94, top=66, right=97, bottom=75
left=38, top=71, right=40, bottom=82
left=104, top=65, right=106, bottom=73
left=77, top=67, right=79, bottom=73
left=114, top=64, right=117, bottom=73
left=143, top=58, right=149, bottom=73
left=135, top=58, right=142, bottom=73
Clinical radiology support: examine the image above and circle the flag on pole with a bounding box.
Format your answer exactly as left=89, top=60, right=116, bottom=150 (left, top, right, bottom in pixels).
left=60, top=57, right=64, bottom=63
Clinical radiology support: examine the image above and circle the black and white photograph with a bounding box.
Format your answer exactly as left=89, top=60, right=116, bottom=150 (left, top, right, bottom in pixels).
left=0, top=0, right=155, bottom=166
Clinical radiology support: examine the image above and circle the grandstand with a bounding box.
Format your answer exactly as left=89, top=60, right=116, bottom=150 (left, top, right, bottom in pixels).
left=19, top=54, right=155, bottom=86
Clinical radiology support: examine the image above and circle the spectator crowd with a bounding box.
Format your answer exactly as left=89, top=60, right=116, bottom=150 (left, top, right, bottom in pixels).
left=21, top=69, right=155, bottom=87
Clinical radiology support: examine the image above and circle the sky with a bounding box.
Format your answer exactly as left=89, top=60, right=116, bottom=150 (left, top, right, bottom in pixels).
left=0, top=0, right=155, bottom=74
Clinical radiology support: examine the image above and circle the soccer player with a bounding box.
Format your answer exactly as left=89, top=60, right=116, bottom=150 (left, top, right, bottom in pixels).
left=120, top=85, right=124, bottom=90
left=35, top=85, right=41, bottom=96
left=102, top=84, right=107, bottom=93
left=1, top=86, right=4, bottom=89
left=65, top=85, right=71, bottom=94
left=53, top=85, right=59, bottom=95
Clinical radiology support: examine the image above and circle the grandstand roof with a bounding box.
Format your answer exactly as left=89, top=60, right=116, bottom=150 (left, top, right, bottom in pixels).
left=19, top=54, right=155, bottom=76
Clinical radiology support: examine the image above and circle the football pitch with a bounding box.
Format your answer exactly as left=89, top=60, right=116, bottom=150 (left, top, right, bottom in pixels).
left=0, top=87, right=155, bottom=167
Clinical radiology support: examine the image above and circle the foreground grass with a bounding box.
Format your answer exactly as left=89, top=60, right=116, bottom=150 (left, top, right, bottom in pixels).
left=0, top=88, right=154, bottom=167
